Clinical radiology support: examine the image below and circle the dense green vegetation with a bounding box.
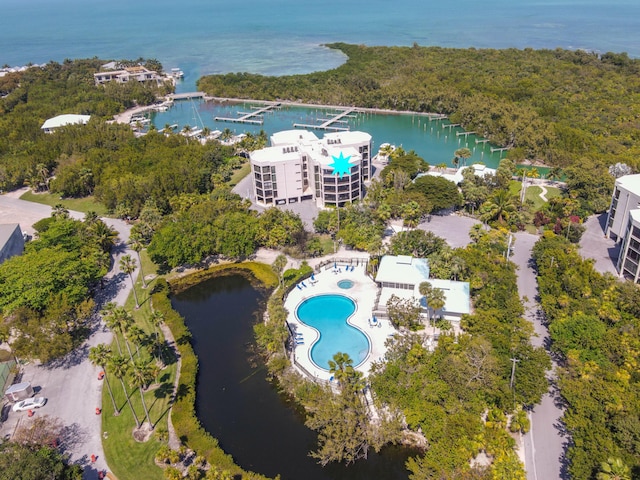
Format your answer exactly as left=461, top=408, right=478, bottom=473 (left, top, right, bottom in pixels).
left=533, top=234, right=640, bottom=479
left=369, top=228, right=549, bottom=479
left=0, top=209, right=116, bottom=361
left=199, top=43, right=639, bottom=212
left=0, top=442, right=82, bottom=480
left=0, top=59, right=171, bottom=193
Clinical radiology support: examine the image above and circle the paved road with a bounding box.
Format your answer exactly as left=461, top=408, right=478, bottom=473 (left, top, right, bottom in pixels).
left=0, top=193, right=136, bottom=479
left=512, top=232, right=568, bottom=480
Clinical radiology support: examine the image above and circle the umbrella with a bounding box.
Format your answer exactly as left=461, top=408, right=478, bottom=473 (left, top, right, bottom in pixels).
left=311, top=273, right=315, bottom=281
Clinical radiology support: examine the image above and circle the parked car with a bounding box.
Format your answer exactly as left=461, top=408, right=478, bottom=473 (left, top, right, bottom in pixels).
left=12, top=397, right=46, bottom=412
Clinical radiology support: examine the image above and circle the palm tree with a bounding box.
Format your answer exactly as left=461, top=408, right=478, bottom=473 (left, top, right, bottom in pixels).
left=101, top=302, right=123, bottom=354
left=37, top=163, right=49, bottom=191
left=129, top=236, right=147, bottom=288
left=149, top=310, right=165, bottom=365
left=419, top=282, right=446, bottom=323
left=52, top=204, right=69, bottom=219
left=109, top=354, right=140, bottom=428
left=128, top=325, right=146, bottom=358
left=454, top=147, right=472, bottom=167
left=428, top=288, right=446, bottom=320
left=328, top=352, right=354, bottom=385
left=129, top=357, right=155, bottom=429
left=547, top=167, right=563, bottom=184
left=120, top=254, right=139, bottom=308
left=90, top=220, right=118, bottom=253
left=597, top=458, right=631, bottom=480
left=89, top=344, right=120, bottom=415
left=480, top=190, right=518, bottom=225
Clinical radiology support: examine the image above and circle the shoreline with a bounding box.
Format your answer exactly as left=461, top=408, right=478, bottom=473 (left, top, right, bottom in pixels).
left=113, top=95, right=552, bottom=169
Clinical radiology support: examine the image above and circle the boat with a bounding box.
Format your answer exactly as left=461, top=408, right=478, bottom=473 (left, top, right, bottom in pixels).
left=170, top=67, right=184, bottom=79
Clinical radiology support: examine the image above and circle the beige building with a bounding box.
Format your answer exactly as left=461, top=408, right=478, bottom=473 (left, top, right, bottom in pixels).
left=93, top=66, right=165, bottom=86
left=605, top=173, right=640, bottom=282
left=250, top=130, right=372, bottom=208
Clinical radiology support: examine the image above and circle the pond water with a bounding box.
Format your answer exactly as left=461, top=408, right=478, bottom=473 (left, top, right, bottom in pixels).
left=171, top=274, right=416, bottom=480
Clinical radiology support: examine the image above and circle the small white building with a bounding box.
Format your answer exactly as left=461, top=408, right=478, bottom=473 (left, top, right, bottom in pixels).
left=374, top=255, right=470, bottom=322
left=606, top=174, right=640, bottom=282
left=250, top=129, right=372, bottom=208
left=41, top=114, right=91, bottom=133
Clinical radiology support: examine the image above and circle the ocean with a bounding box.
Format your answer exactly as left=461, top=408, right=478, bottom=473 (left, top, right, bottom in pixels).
left=2, top=0, right=640, bottom=89
left=2, top=0, right=638, bottom=166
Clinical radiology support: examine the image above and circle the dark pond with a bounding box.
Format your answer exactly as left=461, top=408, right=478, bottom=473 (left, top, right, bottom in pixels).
left=171, top=273, right=416, bottom=480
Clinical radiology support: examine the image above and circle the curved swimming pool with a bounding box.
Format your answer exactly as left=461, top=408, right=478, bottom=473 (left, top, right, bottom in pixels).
left=296, top=294, right=370, bottom=370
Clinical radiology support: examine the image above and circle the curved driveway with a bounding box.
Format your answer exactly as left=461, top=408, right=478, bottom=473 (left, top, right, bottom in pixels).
left=0, top=192, right=136, bottom=479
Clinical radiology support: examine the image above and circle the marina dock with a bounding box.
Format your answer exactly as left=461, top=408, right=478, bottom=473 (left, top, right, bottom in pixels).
left=215, top=102, right=281, bottom=125
left=167, top=91, right=207, bottom=100
left=293, top=107, right=359, bottom=131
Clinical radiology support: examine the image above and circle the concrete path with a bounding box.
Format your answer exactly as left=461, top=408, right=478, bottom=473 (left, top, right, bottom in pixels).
left=0, top=192, right=136, bottom=479
left=512, top=232, right=568, bottom=480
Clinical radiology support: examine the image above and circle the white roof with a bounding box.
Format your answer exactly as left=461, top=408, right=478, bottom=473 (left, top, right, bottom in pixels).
left=271, top=130, right=318, bottom=146
left=0, top=224, right=20, bottom=248
left=616, top=174, right=640, bottom=195
left=629, top=209, right=640, bottom=224
left=251, top=145, right=300, bottom=163
left=324, top=130, right=371, bottom=144
left=425, top=279, right=471, bottom=315
left=315, top=146, right=360, bottom=168
left=375, top=255, right=430, bottom=286
left=41, top=114, right=91, bottom=130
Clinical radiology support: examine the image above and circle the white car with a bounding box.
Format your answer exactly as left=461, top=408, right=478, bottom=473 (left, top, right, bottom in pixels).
left=12, top=397, right=47, bottom=412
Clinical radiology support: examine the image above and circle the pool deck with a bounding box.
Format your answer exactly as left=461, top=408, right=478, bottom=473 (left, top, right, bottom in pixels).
left=284, top=263, right=396, bottom=382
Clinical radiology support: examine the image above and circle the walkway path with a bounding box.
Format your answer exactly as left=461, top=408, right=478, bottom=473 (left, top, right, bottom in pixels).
left=512, top=232, right=568, bottom=480
left=0, top=192, right=137, bottom=479
left=537, top=185, right=548, bottom=202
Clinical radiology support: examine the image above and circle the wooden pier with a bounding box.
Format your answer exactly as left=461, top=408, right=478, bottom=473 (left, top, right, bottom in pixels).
left=293, top=107, right=358, bottom=131
left=490, top=147, right=510, bottom=153
left=475, top=138, right=490, bottom=144
left=215, top=102, right=281, bottom=125
left=442, top=123, right=461, bottom=130
left=456, top=131, right=475, bottom=137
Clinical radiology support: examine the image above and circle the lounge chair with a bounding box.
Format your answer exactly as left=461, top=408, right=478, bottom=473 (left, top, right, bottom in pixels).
left=296, top=284, right=302, bottom=290
left=301, top=281, right=307, bottom=288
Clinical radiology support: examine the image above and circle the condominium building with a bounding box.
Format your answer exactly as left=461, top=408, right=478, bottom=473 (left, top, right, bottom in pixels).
left=250, top=130, right=372, bottom=208
left=605, top=173, right=640, bottom=282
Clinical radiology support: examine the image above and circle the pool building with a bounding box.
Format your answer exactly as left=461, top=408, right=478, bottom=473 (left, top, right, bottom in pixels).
left=250, top=129, right=372, bottom=208
left=284, top=255, right=470, bottom=381
left=374, top=255, right=471, bottom=323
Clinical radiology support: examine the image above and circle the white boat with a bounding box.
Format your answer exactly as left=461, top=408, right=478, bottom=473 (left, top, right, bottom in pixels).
left=170, top=68, right=184, bottom=79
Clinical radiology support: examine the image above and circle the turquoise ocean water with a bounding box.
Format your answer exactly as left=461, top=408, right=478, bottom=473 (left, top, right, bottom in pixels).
left=2, top=0, right=639, bottom=166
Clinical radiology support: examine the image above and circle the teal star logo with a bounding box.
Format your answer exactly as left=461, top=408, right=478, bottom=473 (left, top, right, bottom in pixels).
left=329, top=151, right=352, bottom=178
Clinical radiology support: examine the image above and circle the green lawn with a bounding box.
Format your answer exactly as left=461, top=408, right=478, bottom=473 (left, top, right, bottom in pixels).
left=228, top=162, right=251, bottom=187
left=508, top=181, right=561, bottom=211
left=20, top=190, right=109, bottom=216
left=102, top=252, right=176, bottom=480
